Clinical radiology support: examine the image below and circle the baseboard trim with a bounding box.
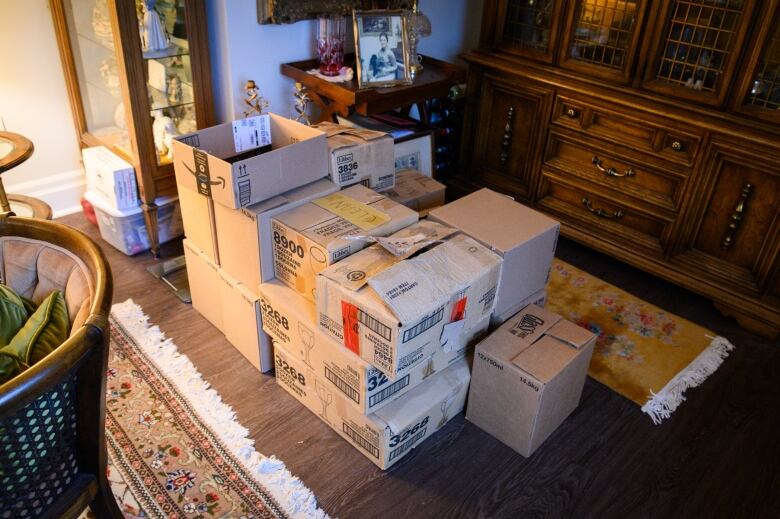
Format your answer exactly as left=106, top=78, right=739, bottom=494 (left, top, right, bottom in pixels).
left=5, top=168, right=86, bottom=219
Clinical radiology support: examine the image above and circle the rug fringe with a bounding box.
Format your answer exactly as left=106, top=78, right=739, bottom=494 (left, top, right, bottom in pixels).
left=641, top=336, right=735, bottom=425
left=111, top=299, right=328, bottom=519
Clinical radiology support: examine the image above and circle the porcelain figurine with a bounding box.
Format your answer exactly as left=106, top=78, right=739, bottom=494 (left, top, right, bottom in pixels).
left=141, top=0, right=169, bottom=52
left=152, top=110, right=179, bottom=161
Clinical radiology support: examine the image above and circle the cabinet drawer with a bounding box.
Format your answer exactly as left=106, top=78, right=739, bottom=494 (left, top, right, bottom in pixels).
left=552, top=94, right=702, bottom=168
left=544, top=131, right=686, bottom=213
left=537, top=169, right=673, bottom=253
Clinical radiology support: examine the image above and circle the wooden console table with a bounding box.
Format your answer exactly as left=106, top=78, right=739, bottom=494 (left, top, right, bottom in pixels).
left=281, top=54, right=465, bottom=124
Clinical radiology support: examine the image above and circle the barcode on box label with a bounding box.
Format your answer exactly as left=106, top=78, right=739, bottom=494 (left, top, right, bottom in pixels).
left=343, top=423, right=379, bottom=458
left=238, top=180, right=251, bottom=206
left=388, top=428, right=426, bottom=461
left=325, top=366, right=360, bottom=404
left=179, top=134, right=200, bottom=147
left=402, top=306, right=444, bottom=343
left=358, top=308, right=392, bottom=341
left=369, top=374, right=410, bottom=408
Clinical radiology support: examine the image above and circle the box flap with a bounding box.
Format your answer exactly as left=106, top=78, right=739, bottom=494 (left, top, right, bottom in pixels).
left=546, top=319, right=595, bottom=350
left=369, top=220, right=457, bottom=258
left=499, top=304, right=560, bottom=351
left=319, top=243, right=400, bottom=291
left=429, top=188, right=558, bottom=254
left=510, top=335, right=579, bottom=384
left=367, top=235, right=501, bottom=324
left=315, top=121, right=389, bottom=144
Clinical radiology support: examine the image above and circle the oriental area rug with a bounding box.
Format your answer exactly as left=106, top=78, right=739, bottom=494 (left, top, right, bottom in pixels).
left=546, top=259, right=734, bottom=424
left=101, top=300, right=328, bottom=519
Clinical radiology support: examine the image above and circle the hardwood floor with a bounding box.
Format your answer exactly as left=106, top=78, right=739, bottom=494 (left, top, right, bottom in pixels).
left=59, top=213, right=780, bottom=519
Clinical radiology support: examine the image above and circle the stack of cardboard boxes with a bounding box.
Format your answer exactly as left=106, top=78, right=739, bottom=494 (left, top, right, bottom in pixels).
left=173, top=114, right=595, bottom=467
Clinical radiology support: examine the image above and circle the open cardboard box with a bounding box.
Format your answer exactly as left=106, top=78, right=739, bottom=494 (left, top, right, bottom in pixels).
left=172, top=114, right=328, bottom=210
left=316, top=221, right=502, bottom=379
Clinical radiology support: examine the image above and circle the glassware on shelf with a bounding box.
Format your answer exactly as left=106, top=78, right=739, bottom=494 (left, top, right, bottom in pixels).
left=654, top=0, right=746, bottom=93
left=569, top=0, right=639, bottom=69
left=316, top=15, right=346, bottom=77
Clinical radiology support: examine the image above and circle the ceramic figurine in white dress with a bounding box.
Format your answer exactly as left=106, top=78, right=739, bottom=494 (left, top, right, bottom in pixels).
left=152, top=110, right=179, bottom=161
left=142, top=0, right=169, bottom=52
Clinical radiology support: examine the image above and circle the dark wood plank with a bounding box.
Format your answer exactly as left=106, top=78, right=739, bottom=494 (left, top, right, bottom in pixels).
left=59, top=212, right=780, bottom=519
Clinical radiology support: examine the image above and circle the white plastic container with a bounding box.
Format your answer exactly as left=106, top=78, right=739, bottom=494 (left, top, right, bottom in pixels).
left=83, top=190, right=183, bottom=255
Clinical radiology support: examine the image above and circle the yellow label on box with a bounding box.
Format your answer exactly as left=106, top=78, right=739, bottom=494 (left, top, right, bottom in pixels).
left=313, top=192, right=390, bottom=230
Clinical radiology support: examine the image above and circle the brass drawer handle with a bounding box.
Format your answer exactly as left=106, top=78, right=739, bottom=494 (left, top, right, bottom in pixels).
left=582, top=197, right=624, bottom=219
left=592, top=156, right=635, bottom=178
left=566, top=107, right=578, bottom=118
left=671, top=141, right=684, bottom=152
left=721, top=183, right=752, bottom=250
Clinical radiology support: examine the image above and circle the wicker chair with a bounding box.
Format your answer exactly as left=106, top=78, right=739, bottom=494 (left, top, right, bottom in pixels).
left=0, top=214, right=120, bottom=518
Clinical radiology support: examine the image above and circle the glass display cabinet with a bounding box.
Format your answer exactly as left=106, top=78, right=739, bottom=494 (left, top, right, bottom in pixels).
left=458, top=0, right=780, bottom=338
left=51, top=0, right=214, bottom=256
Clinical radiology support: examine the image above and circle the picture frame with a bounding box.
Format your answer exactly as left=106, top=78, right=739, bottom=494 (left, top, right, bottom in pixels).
left=353, top=9, right=413, bottom=89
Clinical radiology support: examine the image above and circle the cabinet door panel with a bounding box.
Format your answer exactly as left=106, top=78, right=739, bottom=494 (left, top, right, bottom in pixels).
left=731, top=0, right=780, bottom=124
left=682, top=138, right=780, bottom=293
left=558, top=0, right=648, bottom=83
left=494, top=0, right=565, bottom=63
left=470, top=75, right=553, bottom=201
left=641, top=0, right=757, bottom=106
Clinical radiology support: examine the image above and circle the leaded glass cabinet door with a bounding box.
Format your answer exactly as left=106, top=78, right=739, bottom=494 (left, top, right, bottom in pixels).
left=732, top=0, right=780, bottom=124
left=491, top=0, right=565, bottom=63
left=642, top=0, right=758, bottom=106
left=558, top=0, right=648, bottom=83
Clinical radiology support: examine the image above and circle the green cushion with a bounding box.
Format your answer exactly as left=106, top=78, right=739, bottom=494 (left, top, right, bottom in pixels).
left=0, top=284, right=29, bottom=346
left=0, top=290, right=69, bottom=384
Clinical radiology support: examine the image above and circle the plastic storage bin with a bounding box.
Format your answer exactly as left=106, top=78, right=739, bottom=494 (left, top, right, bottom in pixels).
left=83, top=190, right=183, bottom=255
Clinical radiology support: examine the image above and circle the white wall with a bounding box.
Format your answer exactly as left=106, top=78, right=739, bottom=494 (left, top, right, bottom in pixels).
left=0, top=0, right=85, bottom=216
left=207, top=0, right=483, bottom=124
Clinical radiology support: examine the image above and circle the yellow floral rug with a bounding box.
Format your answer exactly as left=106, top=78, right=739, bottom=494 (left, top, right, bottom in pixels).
left=546, top=259, right=734, bottom=424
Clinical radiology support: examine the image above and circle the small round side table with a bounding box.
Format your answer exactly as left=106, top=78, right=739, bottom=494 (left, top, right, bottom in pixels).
left=0, top=131, right=53, bottom=220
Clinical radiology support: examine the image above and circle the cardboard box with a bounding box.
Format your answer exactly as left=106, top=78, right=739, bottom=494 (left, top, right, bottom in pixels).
left=466, top=305, right=596, bottom=457
left=271, top=184, right=418, bottom=302
left=82, top=146, right=139, bottom=210
left=183, top=239, right=223, bottom=331
left=490, top=289, right=547, bottom=328
left=383, top=169, right=445, bottom=215
left=171, top=114, right=328, bottom=209
left=259, top=279, right=481, bottom=414
left=429, top=188, right=560, bottom=320
left=317, top=221, right=502, bottom=379
left=314, top=122, right=395, bottom=190
left=218, top=269, right=273, bottom=373
left=214, top=179, right=337, bottom=292
left=178, top=185, right=220, bottom=264
left=274, top=340, right=471, bottom=469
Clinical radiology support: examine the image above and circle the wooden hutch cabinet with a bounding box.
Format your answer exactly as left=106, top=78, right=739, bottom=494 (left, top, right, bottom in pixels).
left=51, top=0, right=215, bottom=257
left=455, top=0, right=780, bottom=337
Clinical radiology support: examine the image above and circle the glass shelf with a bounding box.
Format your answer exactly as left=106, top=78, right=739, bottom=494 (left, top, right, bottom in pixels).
left=569, top=0, right=640, bottom=70
left=142, top=39, right=189, bottom=61
left=654, top=0, right=746, bottom=93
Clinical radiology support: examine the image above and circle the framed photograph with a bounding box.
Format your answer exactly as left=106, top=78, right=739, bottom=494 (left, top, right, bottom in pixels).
left=353, top=10, right=412, bottom=89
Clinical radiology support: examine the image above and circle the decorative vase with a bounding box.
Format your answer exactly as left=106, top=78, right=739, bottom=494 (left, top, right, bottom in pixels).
left=316, top=15, right=346, bottom=77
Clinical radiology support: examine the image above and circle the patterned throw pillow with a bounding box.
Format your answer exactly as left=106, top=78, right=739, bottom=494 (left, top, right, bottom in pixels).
left=0, top=290, right=69, bottom=384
